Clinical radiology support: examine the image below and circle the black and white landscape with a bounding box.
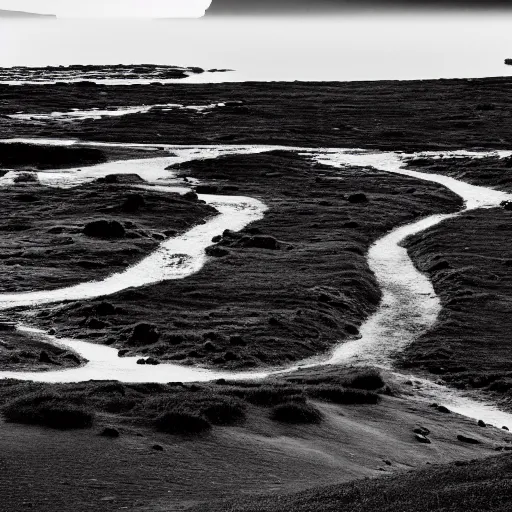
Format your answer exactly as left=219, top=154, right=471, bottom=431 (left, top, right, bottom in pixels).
left=1, top=1, right=512, bottom=511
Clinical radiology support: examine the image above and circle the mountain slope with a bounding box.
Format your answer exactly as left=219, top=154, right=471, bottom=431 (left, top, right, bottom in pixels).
left=207, top=0, right=512, bottom=15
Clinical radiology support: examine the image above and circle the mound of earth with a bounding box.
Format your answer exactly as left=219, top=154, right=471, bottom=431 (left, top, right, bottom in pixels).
left=0, top=178, right=216, bottom=293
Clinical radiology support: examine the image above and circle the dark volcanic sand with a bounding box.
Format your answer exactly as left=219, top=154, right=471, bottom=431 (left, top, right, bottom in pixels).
left=33, top=151, right=461, bottom=368
left=2, top=77, right=512, bottom=151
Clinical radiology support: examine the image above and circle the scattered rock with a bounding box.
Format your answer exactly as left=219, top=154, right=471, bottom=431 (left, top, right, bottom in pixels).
left=183, top=191, right=199, bottom=202
left=83, top=219, right=125, bottom=239
left=502, top=426, right=510, bottom=431
left=413, top=426, right=431, bottom=437
left=39, top=351, right=56, bottom=364
left=122, top=193, right=145, bottom=212
left=152, top=444, right=164, bottom=452
left=137, top=358, right=147, bottom=365
left=87, top=318, right=109, bottom=330
left=118, top=349, right=129, bottom=358
left=348, top=192, right=368, bottom=204
left=457, top=434, right=481, bottom=444
left=478, top=420, right=487, bottom=428
left=100, top=427, right=120, bottom=438
left=145, top=357, right=160, bottom=366
left=206, top=246, right=230, bottom=258
left=129, top=323, right=160, bottom=346
left=415, top=434, right=431, bottom=444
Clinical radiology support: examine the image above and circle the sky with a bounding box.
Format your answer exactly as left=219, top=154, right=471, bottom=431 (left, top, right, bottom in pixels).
left=0, top=1, right=213, bottom=17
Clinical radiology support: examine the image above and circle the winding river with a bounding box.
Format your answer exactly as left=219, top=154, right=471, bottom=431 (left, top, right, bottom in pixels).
left=1, top=138, right=512, bottom=428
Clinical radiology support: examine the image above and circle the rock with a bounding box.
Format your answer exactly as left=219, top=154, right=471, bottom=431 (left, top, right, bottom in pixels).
left=345, top=324, right=359, bottom=336
left=501, top=200, right=512, bottom=211
left=229, top=335, right=247, bottom=347
left=212, top=235, right=222, bottom=243
left=137, top=358, right=147, bottom=365
left=415, top=434, right=431, bottom=444
left=98, top=173, right=144, bottom=184
left=145, top=357, right=160, bottom=366
left=83, top=219, right=125, bottom=239
left=87, top=318, right=109, bottom=330
left=502, top=426, right=509, bottom=431
left=436, top=405, right=451, bottom=414
left=348, top=192, right=368, bottom=204
left=223, top=100, right=245, bottom=107
left=47, top=328, right=56, bottom=336
left=413, top=426, right=431, bottom=437
left=457, top=434, right=481, bottom=444
left=122, top=193, right=145, bottom=212
left=203, top=341, right=217, bottom=352
left=224, top=351, right=238, bottom=362
left=183, top=191, right=199, bottom=202
left=94, top=301, right=117, bottom=316
left=39, top=351, right=56, bottom=364
left=205, top=246, right=230, bottom=258
left=118, top=349, right=129, bottom=358
left=100, top=427, right=120, bottom=438
left=129, top=323, right=160, bottom=346
left=505, top=58, right=512, bottom=66
left=152, top=444, right=164, bottom=451
left=478, top=420, right=487, bottom=428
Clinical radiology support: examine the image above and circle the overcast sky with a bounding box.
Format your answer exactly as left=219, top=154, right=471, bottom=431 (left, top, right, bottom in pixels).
left=0, top=0, right=213, bottom=17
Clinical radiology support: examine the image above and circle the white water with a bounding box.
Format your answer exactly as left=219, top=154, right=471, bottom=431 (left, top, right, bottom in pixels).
left=7, top=103, right=223, bottom=122
left=1, top=140, right=512, bottom=428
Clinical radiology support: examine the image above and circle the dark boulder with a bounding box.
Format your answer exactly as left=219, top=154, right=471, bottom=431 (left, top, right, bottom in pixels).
left=436, top=405, right=451, bottom=414
left=413, top=426, right=431, bottom=437
left=152, top=444, right=164, bottom=451
left=39, top=351, right=57, bottom=365
left=98, top=173, right=144, bottom=184
left=137, top=358, right=147, bottom=365
left=183, top=191, right=199, bottom=202
left=206, top=246, right=229, bottom=258
left=457, top=434, right=481, bottom=444
left=118, top=349, right=129, bottom=357
left=145, top=357, right=160, bottom=366
left=348, top=192, right=368, bottom=204
left=415, top=434, right=431, bottom=444
left=478, top=420, right=487, bottom=428
left=122, top=193, right=145, bottom=212
left=129, top=323, right=160, bottom=346
left=501, top=200, right=512, bottom=211
left=100, top=427, right=120, bottom=438
left=83, top=219, right=125, bottom=239
left=87, top=318, right=109, bottom=330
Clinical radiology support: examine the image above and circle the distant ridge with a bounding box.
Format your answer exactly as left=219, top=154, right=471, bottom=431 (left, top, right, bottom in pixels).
left=207, top=0, right=512, bottom=15
left=0, top=9, right=55, bottom=18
